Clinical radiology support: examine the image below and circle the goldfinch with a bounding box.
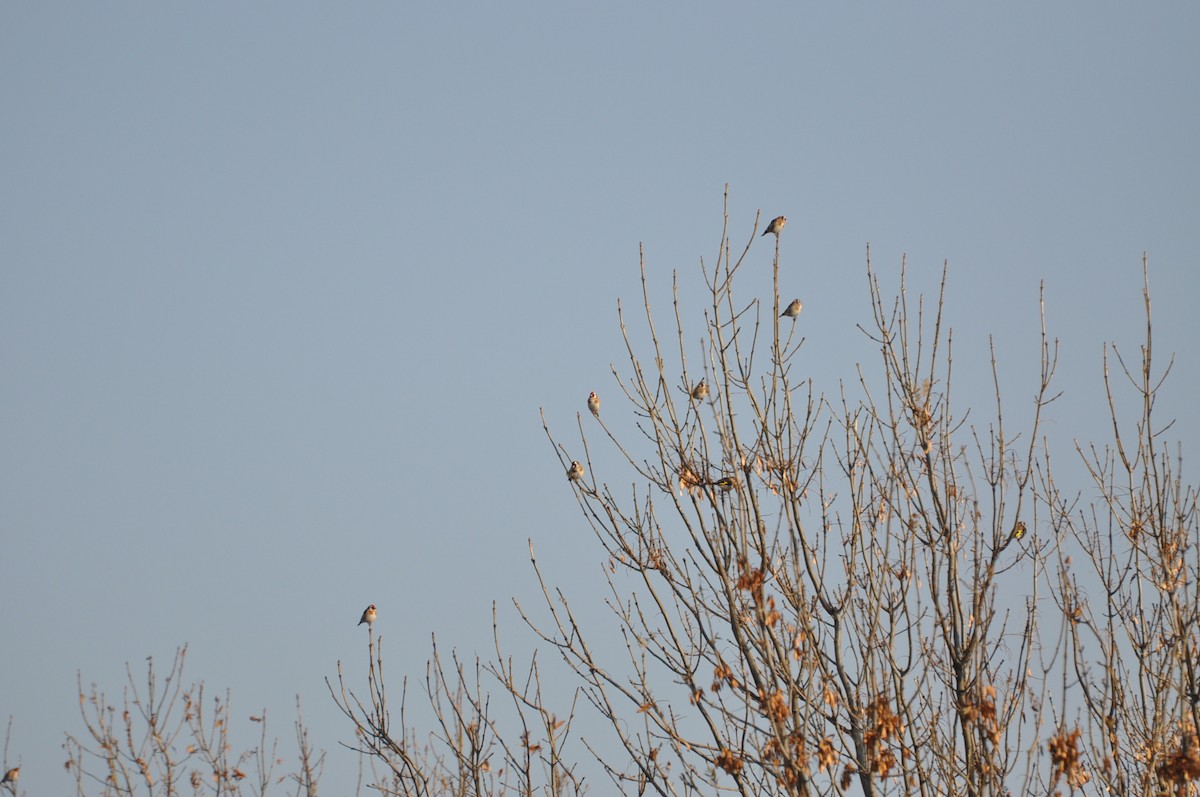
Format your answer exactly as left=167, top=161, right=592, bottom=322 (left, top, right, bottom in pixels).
left=781, top=299, right=803, bottom=319
left=762, top=216, right=787, bottom=237
left=691, top=380, right=709, bottom=401
left=359, top=604, right=377, bottom=627
left=567, top=461, right=585, bottom=481
left=587, top=391, right=600, bottom=417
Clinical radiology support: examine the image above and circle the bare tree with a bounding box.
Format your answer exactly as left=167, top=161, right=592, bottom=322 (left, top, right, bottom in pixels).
left=64, top=646, right=321, bottom=797
left=62, top=195, right=1196, bottom=797
left=1041, top=259, right=1200, bottom=796
left=531, top=189, right=1060, bottom=796
left=327, top=608, right=585, bottom=797
left=330, top=192, right=1193, bottom=797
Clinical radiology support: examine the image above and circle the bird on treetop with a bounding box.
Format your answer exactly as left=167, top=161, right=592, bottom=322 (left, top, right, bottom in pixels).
left=691, top=380, right=709, bottom=401
left=762, top=216, right=787, bottom=237
left=359, top=604, right=377, bottom=627
left=587, top=391, right=600, bottom=417
left=781, top=299, right=803, bottom=319
left=567, top=461, right=585, bottom=481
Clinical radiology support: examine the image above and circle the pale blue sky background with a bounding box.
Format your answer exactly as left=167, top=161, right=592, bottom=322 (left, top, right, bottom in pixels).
left=2, top=3, right=1198, bottom=792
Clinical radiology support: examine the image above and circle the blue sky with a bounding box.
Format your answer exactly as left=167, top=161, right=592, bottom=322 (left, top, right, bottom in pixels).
left=2, top=3, right=1197, bottom=791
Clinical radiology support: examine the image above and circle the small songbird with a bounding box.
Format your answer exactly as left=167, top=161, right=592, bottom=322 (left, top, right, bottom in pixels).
left=587, top=391, right=600, bottom=417
left=567, top=460, right=585, bottom=481
left=1, top=767, right=18, bottom=785
left=713, top=476, right=738, bottom=491
left=358, top=604, right=377, bottom=627
left=762, top=215, right=787, bottom=237
left=1011, top=521, right=1027, bottom=541
left=781, top=299, right=803, bottom=319
left=691, top=380, right=709, bottom=401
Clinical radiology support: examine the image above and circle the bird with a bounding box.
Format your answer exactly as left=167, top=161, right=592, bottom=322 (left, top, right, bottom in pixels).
left=691, top=380, right=709, bottom=401
left=358, top=604, right=377, bottom=627
left=587, top=391, right=600, bottom=417
left=1, top=768, right=18, bottom=785
left=762, top=216, right=787, bottom=237
left=567, top=461, right=585, bottom=481
left=781, top=299, right=803, bottom=319
left=713, top=476, right=738, bottom=491
left=1011, top=521, right=1026, bottom=541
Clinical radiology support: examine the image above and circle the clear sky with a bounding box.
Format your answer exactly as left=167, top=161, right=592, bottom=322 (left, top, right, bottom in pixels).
left=2, top=3, right=1197, bottom=792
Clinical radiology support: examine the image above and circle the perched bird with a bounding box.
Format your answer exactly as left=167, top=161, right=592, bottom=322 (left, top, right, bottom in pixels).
left=762, top=215, right=787, bottom=237
left=1, top=768, right=18, bottom=785
left=691, top=380, right=709, bottom=401
left=567, top=460, right=585, bottom=481
left=781, top=299, right=803, bottom=319
left=587, top=391, right=600, bottom=417
left=1011, top=520, right=1026, bottom=541
left=713, top=476, right=738, bottom=491
left=358, top=604, right=377, bottom=627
